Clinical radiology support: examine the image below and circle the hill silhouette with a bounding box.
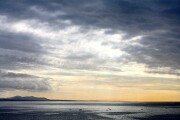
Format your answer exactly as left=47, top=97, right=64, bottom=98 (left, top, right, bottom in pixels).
left=0, top=96, right=49, bottom=101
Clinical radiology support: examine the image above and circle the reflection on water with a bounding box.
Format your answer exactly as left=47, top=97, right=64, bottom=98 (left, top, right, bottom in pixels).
left=0, top=101, right=180, bottom=120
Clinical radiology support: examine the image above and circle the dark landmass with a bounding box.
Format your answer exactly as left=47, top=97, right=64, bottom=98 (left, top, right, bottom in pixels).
left=0, top=96, right=49, bottom=101
left=0, top=96, right=180, bottom=106
left=0, top=96, right=78, bottom=101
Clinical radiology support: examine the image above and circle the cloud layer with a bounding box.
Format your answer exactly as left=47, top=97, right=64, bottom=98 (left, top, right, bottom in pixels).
left=0, top=0, right=179, bottom=96
left=0, top=71, right=51, bottom=91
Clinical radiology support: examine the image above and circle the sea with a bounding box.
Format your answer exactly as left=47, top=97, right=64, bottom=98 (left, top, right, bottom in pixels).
left=0, top=101, right=179, bottom=120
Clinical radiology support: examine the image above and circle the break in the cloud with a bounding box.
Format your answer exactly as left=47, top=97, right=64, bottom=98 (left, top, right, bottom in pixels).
left=0, top=0, right=179, bottom=100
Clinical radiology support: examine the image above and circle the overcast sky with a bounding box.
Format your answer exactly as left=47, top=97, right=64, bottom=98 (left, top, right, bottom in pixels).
left=0, top=0, right=179, bottom=101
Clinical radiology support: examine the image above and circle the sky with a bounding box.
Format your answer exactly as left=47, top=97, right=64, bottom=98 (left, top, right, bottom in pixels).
left=0, top=0, right=180, bottom=101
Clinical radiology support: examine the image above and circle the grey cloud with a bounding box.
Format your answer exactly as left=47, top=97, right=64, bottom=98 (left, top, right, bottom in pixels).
left=0, top=70, right=51, bottom=91
left=123, top=31, right=180, bottom=69
left=65, top=52, right=94, bottom=60
left=0, top=24, right=48, bottom=70
left=58, top=61, right=98, bottom=71
left=47, top=0, right=180, bottom=37
left=0, top=0, right=179, bottom=72
left=148, top=71, right=180, bottom=76
left=145, top=69, right=180, bottom=76
left=0, top=31, right=44, bottom=53
left=0, top=0, right=179, bottom=34
left=32, top=0, right=180, bottom=70
left=0, top=70, right=41, bottom=78
left=0, top=48, right=47, bottom=70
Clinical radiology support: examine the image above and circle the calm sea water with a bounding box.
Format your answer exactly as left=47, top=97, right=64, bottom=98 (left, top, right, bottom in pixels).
left=0, top=101, right=179, bottom=120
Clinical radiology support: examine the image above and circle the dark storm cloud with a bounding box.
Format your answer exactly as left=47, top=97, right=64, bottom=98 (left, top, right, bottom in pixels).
left=0, top=53, right=37, bottom=70
left=35, top=0, right=179, bottom=37
left=0, top=31, right=44, bottom=53
left=123, top=32, right=180, bottom=69
left=45, top=0, right=179, bottom=70
left=0, top=47, right=48, bottom=70
left=0, top=70, right=51, bottom=91
left=17, top=0, right=180, bottom=70
left=0, top=0, right=179, bottom=72
left=0, top=0, right=179, bottom=33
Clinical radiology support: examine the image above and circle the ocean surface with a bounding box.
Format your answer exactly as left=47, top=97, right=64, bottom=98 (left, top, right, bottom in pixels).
left=0, top=101, right=179, bottom=120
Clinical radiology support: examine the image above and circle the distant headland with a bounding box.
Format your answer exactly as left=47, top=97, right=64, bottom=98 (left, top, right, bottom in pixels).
left=0, top=96, right=76, bottom=101
left=0, top=96, right=49, bottom=101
